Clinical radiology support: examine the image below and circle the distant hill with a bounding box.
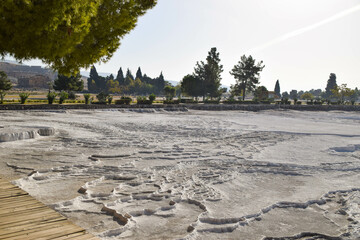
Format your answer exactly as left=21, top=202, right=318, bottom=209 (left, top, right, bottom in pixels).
left=0, top=61, right=56, bottom=89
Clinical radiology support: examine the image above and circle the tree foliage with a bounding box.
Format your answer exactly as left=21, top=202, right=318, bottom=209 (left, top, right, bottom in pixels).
left=289, top=90, right=298, bottom=100
left=0, top=71, right=12, bottom=92
left=325, top=73, right=337, bottom=99
left=274, top=80, right=281, bottom=98
left=87, top=66, right=167, bottom=95
left=254, top=86, right=269, bottom=101
left=0, top=71, right=12, bottom=104
left=54, top=73, right=84, bottom=92
left=331, top=84, right=355, bottom=104
left=136, top=67, right=143, bottom=80
left=180, top=74, right=203, bottom=99
left=0, top=0, right=157, bottom=75
left=230, top=55, right=265, bottom=101
left=194, top=48, right=223, bottom=98
left=282, top=91, right=289, bottom=99
left=164, top=85, right=176, bottom=100
left=116, top=67, right=125, bottom=85
left=301, top=92, right=314, bottom=100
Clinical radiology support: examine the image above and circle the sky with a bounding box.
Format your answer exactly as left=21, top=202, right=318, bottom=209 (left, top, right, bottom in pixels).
left=8, top=0, right=360, bottom=92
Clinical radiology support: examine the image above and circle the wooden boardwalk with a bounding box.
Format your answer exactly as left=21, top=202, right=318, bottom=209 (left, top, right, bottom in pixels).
left=0, top=177, right=99, bottom=240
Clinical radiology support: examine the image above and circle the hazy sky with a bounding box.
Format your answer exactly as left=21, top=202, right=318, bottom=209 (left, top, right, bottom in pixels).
left=11, top=0, right=360, bottom=92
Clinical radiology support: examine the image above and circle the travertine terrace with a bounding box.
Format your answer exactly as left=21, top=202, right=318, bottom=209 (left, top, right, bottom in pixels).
left=0, top=109, right=359, bottom=239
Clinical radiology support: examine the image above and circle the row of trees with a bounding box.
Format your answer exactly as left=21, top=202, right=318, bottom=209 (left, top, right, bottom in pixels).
left=181, top=48, right=265, bottom=100
left=87, top=66, right=167, bottom=95
left=282, top=73, right=359, bottom=104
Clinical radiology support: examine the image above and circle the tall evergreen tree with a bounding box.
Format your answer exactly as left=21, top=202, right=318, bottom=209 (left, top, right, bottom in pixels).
left=87, top=66, right=99, bottom=92
left=126, top=68, right=134, bottom=80
left=54, top=73, right=84, bottom=92
left=204, top=47, right=223, bottom=98
left=87, top=65, right=106, bottom=92
left=325, top=73, right=337, bottom=99
left=136, top=67, right=143, bottom=80
left=194, top=47, right=223, bottom=98
left=155, top=71, right=165, bottom=94
left=230, top=55, right=265, bottom=100
left=106, top=74, right=114, bottom=81
left=274, top=80, right=281, bottom=97
left=116, top=67, right=125, bottom=85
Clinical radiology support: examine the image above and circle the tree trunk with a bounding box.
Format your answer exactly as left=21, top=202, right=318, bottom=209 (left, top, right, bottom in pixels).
left=242, top=85, right=246, bottom=101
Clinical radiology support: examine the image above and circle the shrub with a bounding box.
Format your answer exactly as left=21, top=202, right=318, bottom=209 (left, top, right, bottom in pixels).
left=83, top=93, right=91, bottom=104
left=107, top=95, right=113, bottom=104
left=204, top=97, right=220, bottom=104
left=123, top=96, right=132, bottom=104
left=164, top=85, right=176, bottom=100
left=47, top=92, right=57, bottom=104
left=96, top=92, right=108, bottom=104
left=281, top=98, right=290, bottom=105
left=68, top=91, right=77, bottom=100
left=180, top=98, right=198, bottom=104
left=115, top=96, right=132, bottom=105
left=19, top=92, right=30, bottom=104
left=224, top=100, right=242, bottom=104
left=149, top=93, right=156, bottom=103
left=59, top=91, right=68, bottom=104
left=137, top=96, right=152, bottom=105
left=163, top=100, right=180, bottom=104
left=296, top=101, right=302, bottom=105
left=245, top=100, right=259, bottom=104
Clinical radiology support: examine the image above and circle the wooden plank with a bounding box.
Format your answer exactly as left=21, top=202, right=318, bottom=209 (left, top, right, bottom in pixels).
left=44, top=231, right=88, bottom=240
left=0, top=201, right=44, bottom=214
left=0, top=195, right=31, bottom=204
left=0, top=177, right=98, bottom=240
left=0, top=184, right=18, bottom=190
left=7, top=223, right=85, bottom=240
left=0, top=186, right=26, bottom=192
left=0, top=217, right=68, bottom=237
left=0, top=209, right=62, bottom=225
left=0, top=205, right=49, bottom=218
left=0, top=192, right=28, bottom=199
left=2, top=222, right=84, bottom=240
left=0, top=215, right=66, bottom=230
left=0, top=208, right=65, bottom=225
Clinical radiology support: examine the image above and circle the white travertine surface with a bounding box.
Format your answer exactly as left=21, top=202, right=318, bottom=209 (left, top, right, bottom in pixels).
left=0, top=109, right=359, bottom=239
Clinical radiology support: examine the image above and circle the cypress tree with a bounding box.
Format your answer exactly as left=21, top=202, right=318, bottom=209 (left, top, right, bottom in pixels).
left=136, top=67, right=143, bottom=80
left=88, top=66, right=99, bottom=92
left=274, top=80, right=281, bottom=97
left=325, top=73, right=337, bottom=98
left=54, top=73, right=84, bottom=92
left=126, top=68, right=134, bottom=80
left=116, top=67, right=125, bottom=85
